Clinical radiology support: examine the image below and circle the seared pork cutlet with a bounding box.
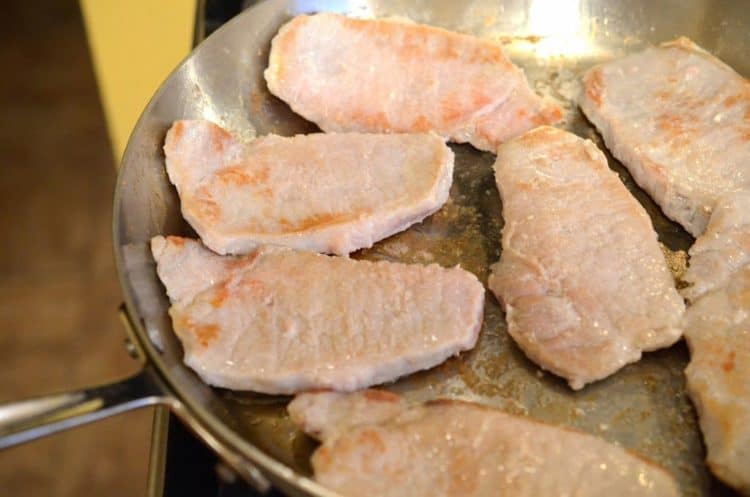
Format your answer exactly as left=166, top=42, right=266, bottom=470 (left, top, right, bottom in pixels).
left=580, top=37, right=750, bottom=237
left=684, top=265, right=750, bottom=495
left=682, top=191, right=750, bottom=302
left=289, top=390, right=680, bottom=497
left=265, top=13, right=561, bottom=153
left=488, top=127, right=684, bottom=389
left=151, top=236, right=484, bottom=394
left=288, top=389, right=408, bottom=441
left=164, top=120, right=454, bottom=256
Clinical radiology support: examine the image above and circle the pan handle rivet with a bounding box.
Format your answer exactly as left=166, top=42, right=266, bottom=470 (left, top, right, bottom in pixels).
left=124, top=338, right=139, bottom=359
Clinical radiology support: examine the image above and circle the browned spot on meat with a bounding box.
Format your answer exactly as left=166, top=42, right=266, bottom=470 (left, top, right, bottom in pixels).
left=517, top=126, right=557, bottom=147
left=194, top=324, right=219, bottom=347
left=656, top=114, right=693, bottom=145
left=216, top=165, right=270, bottom=187
left=439, top=93, right=471, bottom=124
left=208, top=124, right=233, bottom=154
left=172, top=315, right=220, bottom=348
left=656, top=89, right=672, bottom=101
left=468, top=44, right=508, bottom=66
left=271, top=17, right=307, bottom=81
left=724, top=94, right=741, bottom=108
left=436, top=38, right=459, bottom=59
left=722, top=351, right=736, bottom=372
left=191, top=186, right=221, bottom=222
left=472, top=90, right=493, bottom=110
left=350, top=110, right=390, bottom=131
left=211, top=283, right=229, bottom=308
left=199, top=200, right=220, bottom=221
left=216, top=167, right=251, bottom=185
left=532, top=104, right=563, bottom=126
left=171, top=121, right=185, bottom=141
left=313, top=446, right=332, bottom=468
left=238, top=277, right=269, bottom=299
left=448, top=447, right=479, bottom=494
left=356, top=428, right=386, bottom=454
left=413, top=115, right=432, bottom=131
left=364, top=19, right=428, bottom=59
left=381, top=22, right=454, bottom=62
left=166, top=236, right=185, bottom=247
left=657, top=113, right=682, bottom=132
left=346, top=14, right=508, bottom=66
left=280, top=211, right=361, bottom=233
left=363, top=390, right=401, bottom=403
left=207, top=252, right=257, bottom=280
left=585, top=68, right=604, bottom=107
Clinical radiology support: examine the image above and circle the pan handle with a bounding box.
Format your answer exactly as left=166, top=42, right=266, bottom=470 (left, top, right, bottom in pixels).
left=0, top=366, right=172, bottom=449
left=0, top=305, right=273, bottom=493
left=0, top=366, right=272, bottom=493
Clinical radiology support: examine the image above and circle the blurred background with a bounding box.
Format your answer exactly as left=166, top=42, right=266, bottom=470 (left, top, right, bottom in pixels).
left=0, top=1, right=196, bottom=495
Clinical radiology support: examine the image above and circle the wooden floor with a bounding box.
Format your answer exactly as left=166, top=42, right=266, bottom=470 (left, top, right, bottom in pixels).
left=0, top=2, right=151, bottom=495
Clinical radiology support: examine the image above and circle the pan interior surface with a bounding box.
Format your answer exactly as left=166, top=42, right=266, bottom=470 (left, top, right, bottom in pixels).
left=114, top=1, right=749, bottom=496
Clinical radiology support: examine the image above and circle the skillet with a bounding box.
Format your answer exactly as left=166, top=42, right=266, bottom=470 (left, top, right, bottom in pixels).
left=1, top=1, right=748, bottom=495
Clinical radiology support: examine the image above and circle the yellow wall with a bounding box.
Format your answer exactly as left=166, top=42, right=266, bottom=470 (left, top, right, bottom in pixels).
left=80, top=1, right=196, bottom=163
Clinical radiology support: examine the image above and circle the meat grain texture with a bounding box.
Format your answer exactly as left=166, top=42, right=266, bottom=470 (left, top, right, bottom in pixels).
left=265, top=13, right=561, bottom=152
left=580, top=37, right=750, bottom=237
left=164, top=120, right=454, bottom=255
left=684, top=265, right=750, bottom=495
left=288, top=390, right=408, bottom=441
left=289, top=390, right=681, bottom=497
left=682, top=191, right=750, bottom=302
left=151, top=236, right=484, bottom=394
left=488, top=127, right=684, bottom=389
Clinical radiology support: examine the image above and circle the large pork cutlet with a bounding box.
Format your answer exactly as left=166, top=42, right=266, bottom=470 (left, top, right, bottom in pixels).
left=488, top=127, right=684, bottom=389
left=151, top=236, right=484, bottom=394
left=164, top=120, right=454, bottom=256
left=684, top=264, right=750, bottom=495
left=288, top=390, right=680, bottom=497
left=265, top=13, right=561, bottom=153
left=580, top=37, right=750, bottom=237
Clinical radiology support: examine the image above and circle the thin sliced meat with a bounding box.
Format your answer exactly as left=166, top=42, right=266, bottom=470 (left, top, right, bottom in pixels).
left=288, top=390, right=407, bottom=441
left=151, top=236, right=484, bottom=394
left=289, top=391, right=680, bottom=497
left=684, top=265, right=750, bottom=495
left=150, top=235, right=241, bottom=304
left=164, top=120, right=454, bottom=256
left=580, top=37, right=750, bottom=237
left=488, top=127, right=684, bottom=389
left=265, top=13, right=561, bottom=153
left=682, top=191, right=750, bottom=302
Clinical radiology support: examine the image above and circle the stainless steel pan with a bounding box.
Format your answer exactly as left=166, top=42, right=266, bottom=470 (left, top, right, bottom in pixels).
left=1, top=1, right=748, bottom=495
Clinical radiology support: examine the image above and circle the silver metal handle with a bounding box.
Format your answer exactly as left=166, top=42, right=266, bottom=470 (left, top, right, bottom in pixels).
left=0, top=303, right=273, bottom=493
left=0, top=367, right=170, bottom=449
left=0, top=366, right=272, bottom=493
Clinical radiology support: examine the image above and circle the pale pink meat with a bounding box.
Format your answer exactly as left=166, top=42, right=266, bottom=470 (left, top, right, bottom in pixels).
left=151, top=236, right=484, bottom=394
left=265, top=13, right=561, bottom=152
left=580, top=38, right=750, bottom=237
left=288, top=390, right=407, bottom=441
left=164, top=120, right=454, bottom=256
left=682, top=191, right=750, bottom=302
left=289, top=391, right=680, bottom=497
left=684, top=265, right=750, bottom=495
left=488, top=127, right=684, bottom=389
